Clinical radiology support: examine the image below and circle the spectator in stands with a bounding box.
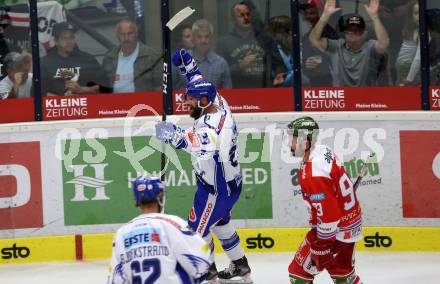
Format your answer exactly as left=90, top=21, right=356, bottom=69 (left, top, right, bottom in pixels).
left=0, top=6, right=22, bottom=78
left=102, top=19, right=162, bottom=93
left=379, top=0, right=412, bottom=83
left=396, top=0, right=420, bottom=85
left=426, top=9, right=440, bottom=85
left=173, top=19, right=231, bottom=90
left=0, top=7, right=11, bottom=75
left=179, top=24, right=194, bottom=50
left=217, top=1, right=265, bottom=88
left=0, top=51, right=32, bottom=99
left=299, top=0, right=338, bottom=86
left=268, top=16, right=293, bottom=87
left=40, top=22, right=108, bottom=96
left=309, top=0, right=390, bottom=86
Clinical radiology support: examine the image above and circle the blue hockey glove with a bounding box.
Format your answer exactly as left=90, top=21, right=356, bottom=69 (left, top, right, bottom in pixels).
left=155, top=122, right=177, bottom=144
left=172, top=48, right=202, bottom=81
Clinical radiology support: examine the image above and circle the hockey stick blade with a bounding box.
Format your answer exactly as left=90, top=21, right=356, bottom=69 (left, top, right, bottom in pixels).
left=353, top=152, right=376, bottom=191
left=166, top=6, right=195, bottom=31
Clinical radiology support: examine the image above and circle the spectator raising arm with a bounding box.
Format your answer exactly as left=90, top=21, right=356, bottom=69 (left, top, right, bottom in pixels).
left=309, top=0, right=341, bottom=52
left=364, top=0, right=390, bottom=54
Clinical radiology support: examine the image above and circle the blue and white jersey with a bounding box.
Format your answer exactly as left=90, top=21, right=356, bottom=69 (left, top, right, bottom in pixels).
left=172, top=94, right=242, bottom=195
left=108, top=213, right=211, bottom=284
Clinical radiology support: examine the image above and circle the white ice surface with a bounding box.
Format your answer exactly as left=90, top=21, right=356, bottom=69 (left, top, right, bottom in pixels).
left=0, top=252, right=440, bottom=284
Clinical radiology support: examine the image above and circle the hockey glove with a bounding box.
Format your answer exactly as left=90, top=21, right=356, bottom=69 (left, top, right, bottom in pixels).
left=172, top=48, right=202, bottom=82
left=155, top=122, right=178, bottom=144
left=310, top=239, right=335, bottom=271
left=155, top=122, right=186, bottom=147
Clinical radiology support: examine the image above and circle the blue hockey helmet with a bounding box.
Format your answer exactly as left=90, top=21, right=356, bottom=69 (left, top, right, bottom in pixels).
left=133, top=175, right=164, bottom=206
left=185, top=79, right=217, bottom=105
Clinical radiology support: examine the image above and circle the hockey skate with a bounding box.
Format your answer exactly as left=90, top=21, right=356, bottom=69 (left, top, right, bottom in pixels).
left=202, top=263, right=219, bottom=284
left=218, top=256, right=253, bottom=284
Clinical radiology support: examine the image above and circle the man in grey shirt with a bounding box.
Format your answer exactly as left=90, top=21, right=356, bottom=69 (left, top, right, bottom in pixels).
left=102, top=19, right=162, bottom=93
left=309, top=0, right=390, bottom=86
left=216, top=1, right=265, bottom=88
left=173, top=19, right=231, bottom=90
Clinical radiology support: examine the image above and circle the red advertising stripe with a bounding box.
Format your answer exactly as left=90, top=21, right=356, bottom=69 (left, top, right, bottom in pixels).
left=400, top=131, right=440, bottom=218
left=429, top=87, right=440, bottom=110
left=173, top=87, right=294, bottom=114
left=0, top=142, right=43, bottom=229
left=303, top=86, right=421, bottom=111
left=43, top=92, right=163, bottom=121
left=9, top=16, right=30, bottom=22
left=0, top=98, right=34, bottom=123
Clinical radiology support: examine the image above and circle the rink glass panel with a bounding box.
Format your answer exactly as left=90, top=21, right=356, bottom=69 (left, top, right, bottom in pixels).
left=169, top=0, right=294, bottom=112
left=0, top=3, right=34, bottom=123
left=427, top=0, right=440, bottom=110
left=299, top=0, right=422, bottom=111
left=37, top=0, right=164, bottom=121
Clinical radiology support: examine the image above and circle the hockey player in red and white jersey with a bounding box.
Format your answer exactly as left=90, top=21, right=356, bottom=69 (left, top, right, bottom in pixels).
left=286, top=116, right=363, bottom=284
left=107, top=175, right=212, bottom=284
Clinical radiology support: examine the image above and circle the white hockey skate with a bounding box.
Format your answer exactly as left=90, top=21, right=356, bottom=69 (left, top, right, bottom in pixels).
left=217, top=256, right=253, bottom=284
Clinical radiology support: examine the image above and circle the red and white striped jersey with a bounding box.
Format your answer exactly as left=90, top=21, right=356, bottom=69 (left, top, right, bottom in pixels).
left=299, top=145, right=362, bottom=243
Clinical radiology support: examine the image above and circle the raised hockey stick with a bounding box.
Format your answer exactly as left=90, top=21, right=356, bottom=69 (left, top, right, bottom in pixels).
left=161, top=5, right=196, bottom=120
left=159, top=4, right=195, bottom=181
left=135, top=6, right=196, bottom=81
left=353, top=152, right=376, bottom=191
left=166, top=6, right=196, bottom=31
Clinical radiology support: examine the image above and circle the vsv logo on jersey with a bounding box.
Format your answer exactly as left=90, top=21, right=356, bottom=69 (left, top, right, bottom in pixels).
left=197, top=132, right=210, bottom=145
left=0, top=142, right=43, bottom=230
left=364, top=232, right=392, bottom=248
left=400, top=131, right=440, bottom=218
left=246, top=234, right=275, bottom=249
left=1, top=244, right=31, bottom=259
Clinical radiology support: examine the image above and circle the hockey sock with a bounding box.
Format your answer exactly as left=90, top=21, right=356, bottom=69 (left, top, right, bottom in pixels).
left=212, top=222, right=244, bottom=261
left=331, top=270, right=362, bottom=284
left=203, top=233, right=215, bottom=263
left=288, top=274, right=313, bottom=284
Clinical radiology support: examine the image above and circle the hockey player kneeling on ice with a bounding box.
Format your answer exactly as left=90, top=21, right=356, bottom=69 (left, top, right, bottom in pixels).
left=286, top=116, right=363, bottom=284
left=107, top=175, right=212, bottom=284
left=155, top=48, right=252, bottom=284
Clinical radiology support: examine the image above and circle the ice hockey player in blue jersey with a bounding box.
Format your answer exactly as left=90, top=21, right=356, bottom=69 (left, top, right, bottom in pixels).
left=107, top=175, right=212, bottom=284
left=154, top=49, right=253, bottom=284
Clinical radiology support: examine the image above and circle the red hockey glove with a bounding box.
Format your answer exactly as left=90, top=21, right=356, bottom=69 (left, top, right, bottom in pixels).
left=310, top=239, right=335, bottom=271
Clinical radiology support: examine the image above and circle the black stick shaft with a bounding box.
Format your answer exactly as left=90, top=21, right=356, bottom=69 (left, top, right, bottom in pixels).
left=353, top=153, right=375, bottom=191
left=160, top=0, right=173, bottom=182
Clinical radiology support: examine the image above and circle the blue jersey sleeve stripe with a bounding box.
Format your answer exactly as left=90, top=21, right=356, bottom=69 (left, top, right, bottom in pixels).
left=176, top=138, right=188, bottom=149
left=176, top=262, right=192, bottom=284
left=214, top=153, right=228, bottom=196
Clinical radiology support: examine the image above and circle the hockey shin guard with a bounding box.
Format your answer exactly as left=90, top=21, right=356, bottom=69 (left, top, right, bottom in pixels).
left=212, top=222, right=244, bottom=261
